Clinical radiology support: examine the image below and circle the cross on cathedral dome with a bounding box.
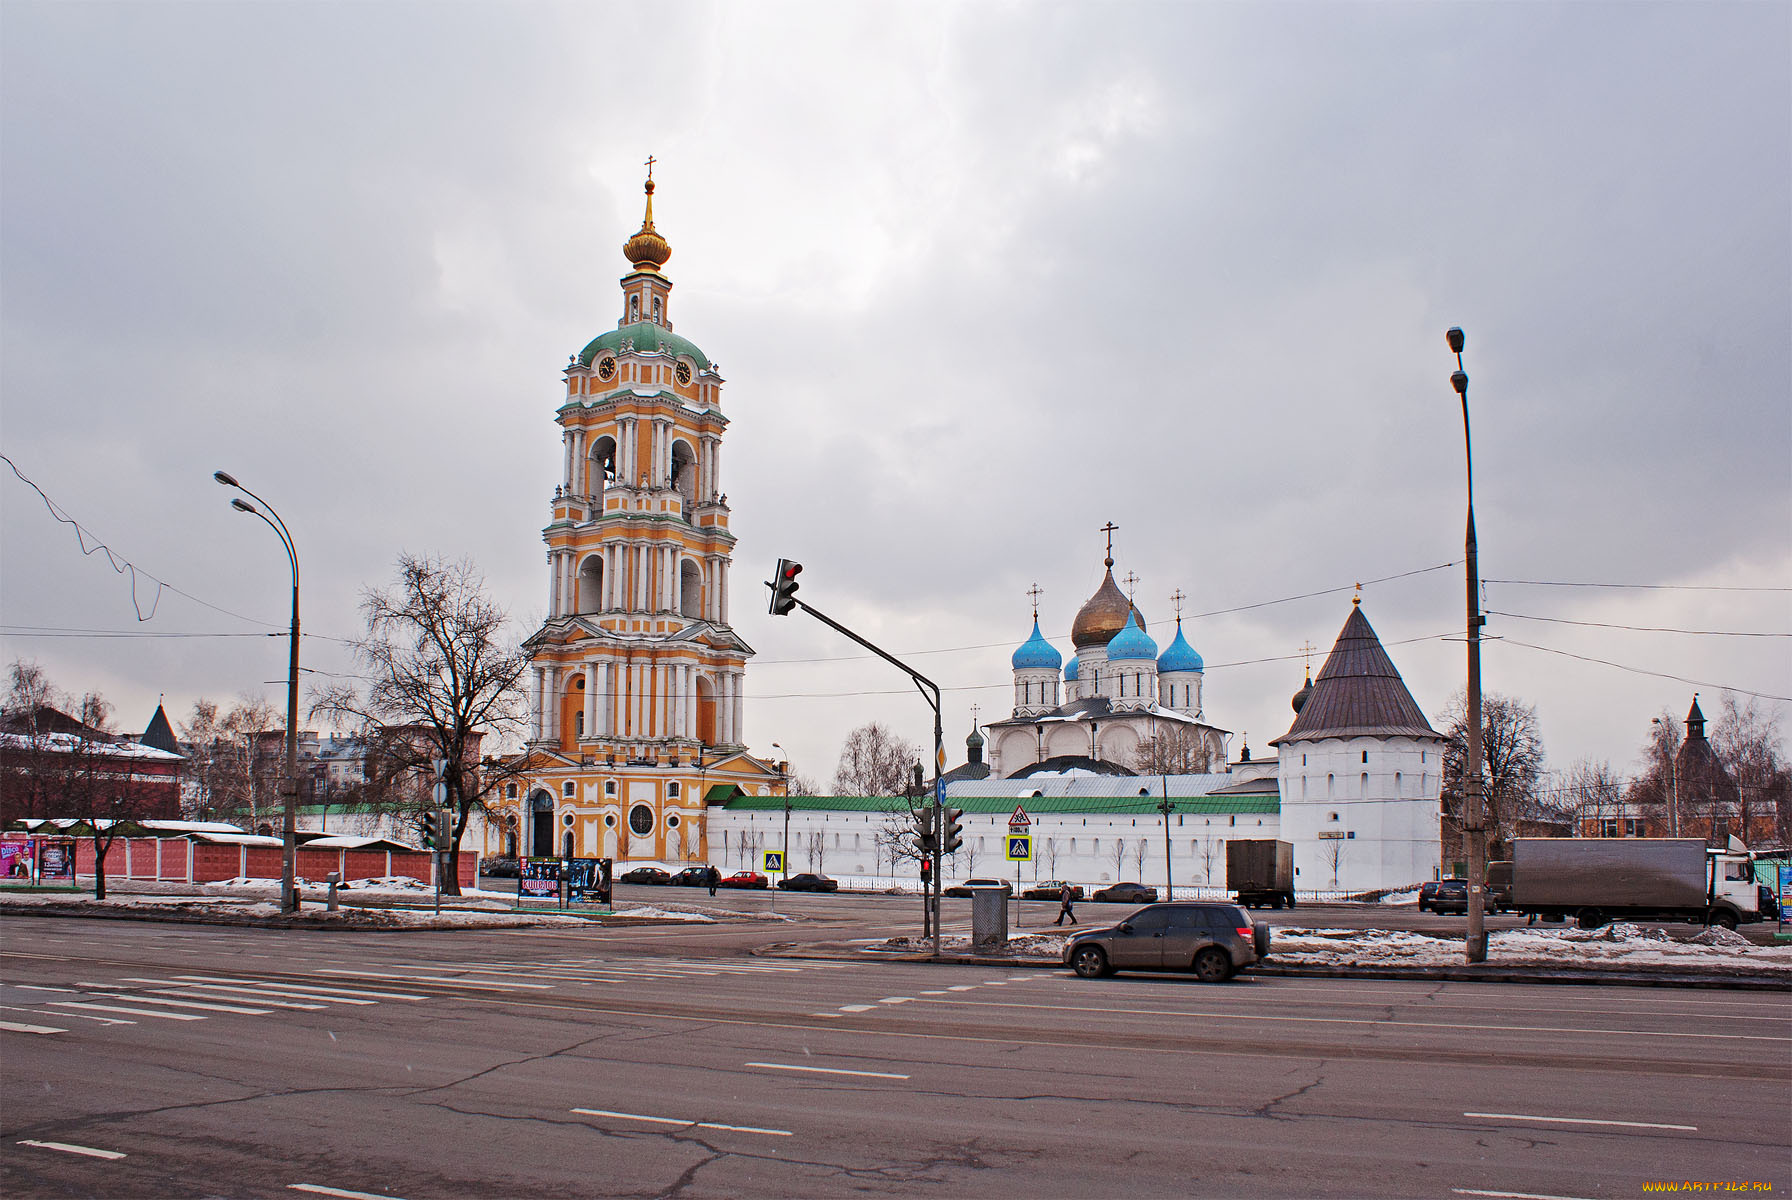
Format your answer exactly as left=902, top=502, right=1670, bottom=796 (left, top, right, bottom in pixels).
left=623, top=169, right=672, bottom=272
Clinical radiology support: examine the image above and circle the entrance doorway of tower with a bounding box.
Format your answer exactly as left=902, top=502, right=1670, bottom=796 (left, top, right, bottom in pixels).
left=530, top=791, right=555, bottom=858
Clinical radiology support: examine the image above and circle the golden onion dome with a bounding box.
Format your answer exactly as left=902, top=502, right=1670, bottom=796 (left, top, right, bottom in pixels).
left=1071, top=569, right=1140, bottom=650
left=622, top=178, right=671, bottom=272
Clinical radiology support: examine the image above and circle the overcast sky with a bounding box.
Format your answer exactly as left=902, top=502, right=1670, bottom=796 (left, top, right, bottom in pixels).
left=3, top=1, right=1787, bottom=792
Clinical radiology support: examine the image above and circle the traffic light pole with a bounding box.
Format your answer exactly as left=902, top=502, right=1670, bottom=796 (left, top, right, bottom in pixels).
left=776, top=593, right=946, bottom=953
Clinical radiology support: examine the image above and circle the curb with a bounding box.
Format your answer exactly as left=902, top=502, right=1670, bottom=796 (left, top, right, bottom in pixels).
left=752, top=942, right=1791, bottom=991
left=0, top=901, right=678, bottom=933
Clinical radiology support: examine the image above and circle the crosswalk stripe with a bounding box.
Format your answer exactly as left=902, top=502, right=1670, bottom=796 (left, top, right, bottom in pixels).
left=119, top=980, right=326, bottom=1011
left=0, top=1021, right=67, bottom=1034
left=317, top=969, right=551, bottom=991
left=49, top=1002, right=206, bottom=1021
left=161, top=982, right=376, bottom=1005
left=74, top=987, right=269, bottom=1015
left=174, top=975, right=426, bottom=1001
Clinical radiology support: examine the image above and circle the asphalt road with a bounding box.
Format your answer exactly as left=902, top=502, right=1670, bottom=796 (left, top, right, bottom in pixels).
left=3, top=915, right=1786, bottom=1199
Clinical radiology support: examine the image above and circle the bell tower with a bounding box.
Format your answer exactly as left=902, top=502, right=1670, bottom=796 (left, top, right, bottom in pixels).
left=509, top=164, right=774, bottom=866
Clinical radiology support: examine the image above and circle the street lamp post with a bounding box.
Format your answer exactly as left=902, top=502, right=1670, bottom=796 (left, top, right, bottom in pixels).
left=1445, top=329, right=1488, bottom=964
left=771, top=742, right=788, bottom=900
left=215, top=470, right=301, bottom=915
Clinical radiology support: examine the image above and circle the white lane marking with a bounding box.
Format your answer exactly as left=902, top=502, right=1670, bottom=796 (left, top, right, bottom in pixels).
left=1006, top=975, right=1033, bottom=981
left=0, top=1003, right=133, bottom=1026
left=158, top=980, right=376, bottom=1005
left=175, top=975, right=425, bottom=1000
left=572, top=1108, right=791, bottom=1137
left=1463, top=1112, right=1697, bottom=1132
left=0, top=1021, right=67, bottom=1034
left=288, top=1184, right=406, bottom=1200
left=919, top=990, right=950, bottom=996
left=983, top=981, right=1009, bottom=986
left=48, top=1002, right=206, bottom=1021
left=316, top=969, right=551, bottom=991
left=809, top=1013, right=842, bottom=1018
left=933, top=999, right=1792, bottom=1043
left=13, top=985, right=76, bottom=993
left=1452, top=1190, right=1600, bottom=1200
left=946, top=985, right=978, bottom=992
left=839, top=1004, right=875, bottom=1013
left=877, top=997, right=914, bottom=1005
left=17, top=1139, right=125, bottom=1160
left=746, top=1062, right=910, bottom=1080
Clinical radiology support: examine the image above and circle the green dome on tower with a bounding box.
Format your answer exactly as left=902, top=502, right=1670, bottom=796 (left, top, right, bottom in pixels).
left=578, top=322, right=711, bottom=371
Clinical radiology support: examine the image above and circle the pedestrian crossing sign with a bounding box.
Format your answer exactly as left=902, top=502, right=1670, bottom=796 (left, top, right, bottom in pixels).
left=1006, top=835, right=1032, bottom=862
left=763, top=850, right=785, bottom=873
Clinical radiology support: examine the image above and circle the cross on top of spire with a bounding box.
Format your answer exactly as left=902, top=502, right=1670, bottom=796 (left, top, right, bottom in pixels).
left=1122, top=571, right=1139, bottom=603
left=1026, top=582, right=1043, bottom=620
left=644, top=154, right=656, bottom=180
left=1170, top=588, right=1186, bottom=624
left=1099, top=521, right=1118, bottom=568
left=1299, top=640, right=1317, bottom=674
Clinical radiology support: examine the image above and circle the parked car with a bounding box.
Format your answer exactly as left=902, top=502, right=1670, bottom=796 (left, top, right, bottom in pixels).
left=1063, top=902, right=1270, bottom=983
left=944, top=878, right=1013, bottom=899
left=1021, top=880, right=1083, bottom=901
left=1091, top=882, right=1157, bottom=904
left=720, top=871, right=768, bottom=889
left=778, top=873, right=838, bottom=892
left=618, top=867, right=672, bottom=885
left=669, top=866, right=717, bottom=887
left=478, top=856, right=520, bottom=879
left=1418, top=879, right=1468, bottom=914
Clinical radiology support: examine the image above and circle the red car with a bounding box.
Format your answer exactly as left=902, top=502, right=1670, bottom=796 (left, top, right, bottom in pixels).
left=721, top=871, right=769, bottom=889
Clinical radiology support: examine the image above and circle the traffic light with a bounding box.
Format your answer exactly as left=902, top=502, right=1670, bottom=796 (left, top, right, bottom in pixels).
left=420, top=811, right=439, bottom=850
left=941, top=806, right=965, bottom=856
left=912, top=804, right=937, bottom=855
left=919, top=858, right=931, bottom=882
left=769, top=559, right=802, bottom=616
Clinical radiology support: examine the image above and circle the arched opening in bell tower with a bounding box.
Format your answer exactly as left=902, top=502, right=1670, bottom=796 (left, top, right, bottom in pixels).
left=679, top=559, right=703, bottom=619
left=589, top=436, right=617, bottom=495
left=529, top=791, right=555, bottom=858
left=670, top=438, right=697, bottom=515
left=577, top=555, right=604, bottom=614
left=695, top=675, right=717, bottom=746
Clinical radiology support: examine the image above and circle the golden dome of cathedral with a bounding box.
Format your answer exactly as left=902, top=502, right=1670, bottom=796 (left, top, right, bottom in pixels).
left=1071, top=569, right=1145, bottom=650
left=623, top=178, right=671, bottom=272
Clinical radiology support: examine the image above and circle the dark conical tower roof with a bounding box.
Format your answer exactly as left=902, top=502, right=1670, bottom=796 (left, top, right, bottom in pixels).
left=1270, top=603, right=1439, bottom=744
left=140, top=703, right=183, bottom=756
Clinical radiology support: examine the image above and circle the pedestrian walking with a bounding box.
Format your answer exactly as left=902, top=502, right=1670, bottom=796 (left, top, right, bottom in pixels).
left=707, top=865, right=719, bottom=896
left=1054, top=883, right=1077, bottom=926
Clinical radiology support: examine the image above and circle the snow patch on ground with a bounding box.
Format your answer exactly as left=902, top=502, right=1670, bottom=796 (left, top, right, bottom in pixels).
left=874, top=922, right=1792, bottom=973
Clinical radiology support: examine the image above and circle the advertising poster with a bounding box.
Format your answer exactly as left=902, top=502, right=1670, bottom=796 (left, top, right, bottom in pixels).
left=564, top=858, right=612, bottom=905
left=519, top=858, right=560, bottom=900
left=1, top=837, right=36, bottom=881
left=38, top=839, right=76, bottom=882
left=1779, top=864, right=1790, bottom=928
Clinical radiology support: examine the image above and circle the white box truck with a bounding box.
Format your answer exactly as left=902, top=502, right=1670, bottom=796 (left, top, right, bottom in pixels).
left=1510, top=837, right=1764, bottom=930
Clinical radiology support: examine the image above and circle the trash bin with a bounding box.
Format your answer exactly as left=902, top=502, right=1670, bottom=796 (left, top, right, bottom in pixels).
left=970, top=886, right=1009, bottom=951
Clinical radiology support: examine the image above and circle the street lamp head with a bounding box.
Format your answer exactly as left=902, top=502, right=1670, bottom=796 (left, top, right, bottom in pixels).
left=231, top=498, right=257, bottom=515
left=1450, top=370, right=1468, bottom=397
left=213, top=470, right=240, bottom=488
left=1446, top=327, right=1465, bottom=355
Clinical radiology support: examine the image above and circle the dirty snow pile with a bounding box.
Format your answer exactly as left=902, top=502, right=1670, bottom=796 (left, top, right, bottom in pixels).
left=1263, top=923, right=1792, bottom=974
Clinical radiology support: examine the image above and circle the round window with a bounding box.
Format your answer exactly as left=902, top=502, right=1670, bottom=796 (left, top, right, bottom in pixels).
left=628, top=805, right=653, bottom=836
left=667, top=814, right=681, bottom=828
left=604, top=814, right=616, bottom=828
left=563, top=813, right=575, bottom=827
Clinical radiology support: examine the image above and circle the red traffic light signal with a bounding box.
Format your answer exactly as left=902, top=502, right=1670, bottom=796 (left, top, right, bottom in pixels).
left=769, top=559, right=803, bottom=616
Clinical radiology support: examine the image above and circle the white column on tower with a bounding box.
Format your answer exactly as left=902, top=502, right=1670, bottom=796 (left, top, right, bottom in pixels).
left=563, top=431, right=574, bottom=491
left=731, top=670, right=745, bottom=744
left=719, top=673, right=735, bottom=748
left=583, top=664, right=598, bottom=740
left=718, top=560, right=730, bottom=625
left=543, top=666, right=560, bottom=743
left=531, top=667, right=544, bottom=741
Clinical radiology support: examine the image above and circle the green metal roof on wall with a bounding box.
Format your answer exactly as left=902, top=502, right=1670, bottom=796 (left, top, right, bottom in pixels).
left=722, top=793, right=1278, bottom=816
left=579, top=322, right=711, bottom=369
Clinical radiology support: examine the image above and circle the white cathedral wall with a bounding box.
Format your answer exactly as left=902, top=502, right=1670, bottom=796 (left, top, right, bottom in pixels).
left=1277, top=735, right=1442, bottom=892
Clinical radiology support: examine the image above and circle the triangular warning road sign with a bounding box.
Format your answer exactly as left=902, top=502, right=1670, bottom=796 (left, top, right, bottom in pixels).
left=1007, top=804, right=1031, bottom=828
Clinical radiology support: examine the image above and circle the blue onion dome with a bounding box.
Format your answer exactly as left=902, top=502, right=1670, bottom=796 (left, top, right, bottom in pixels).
left=1157, top=622, right=1204, bottom=673
left=1106, top=611, right=1158, bottom=662
left=1010, top=619, right=1063, bottom=671
left=1064, top=655, right=1080, bottom=682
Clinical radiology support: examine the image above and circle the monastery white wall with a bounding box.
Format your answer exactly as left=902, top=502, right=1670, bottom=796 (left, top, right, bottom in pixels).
left=1276, top=735, right=1443, bottom=892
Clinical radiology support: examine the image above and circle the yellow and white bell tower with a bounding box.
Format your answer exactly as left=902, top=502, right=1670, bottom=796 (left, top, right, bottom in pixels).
left=508, top=165, right=780, bottom=866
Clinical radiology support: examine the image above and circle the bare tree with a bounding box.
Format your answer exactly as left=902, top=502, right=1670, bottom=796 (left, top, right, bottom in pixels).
left=313, top=554, right=529, bottom=895
left=1627, top=706, right=1685, bottom=835
left=1556, top=758, right=1625, bottom=834
left=1130, top=725, right=1213, bottom=775
left=177, top=695, right=281, bottom=825
left=1321, top=837, right=1344, bottom=888
left=1438, top=689, right=1545, bottom=857
left=1133, top=837, right=1149, bottom=879
left=805, top=829, right=827, bottom=873
left=956, top=835, right=979, bottom=877
left=832, top=722, right=919, bottom=796
left=1109, top=837, right=1128, bottom=880
left=1710, top=692, right=1791, bottom=846
left=786, top=771, right=822, bottom=797
left=1197, top=834, right=1219, bottom=885
left=1041, top=837, right=1060, bottom=878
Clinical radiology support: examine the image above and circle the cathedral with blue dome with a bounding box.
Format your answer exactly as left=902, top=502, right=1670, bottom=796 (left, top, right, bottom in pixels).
left=984, top=533, right=1230, bottom=778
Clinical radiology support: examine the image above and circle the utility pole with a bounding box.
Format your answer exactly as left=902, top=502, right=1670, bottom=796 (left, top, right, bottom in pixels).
left=1447, top=328, right=1488, bottom=964
left=1157, top=775, right=1174, bottom=901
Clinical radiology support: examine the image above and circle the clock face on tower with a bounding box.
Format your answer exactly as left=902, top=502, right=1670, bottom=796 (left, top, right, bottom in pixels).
left=596, top=356, right=616, bottom=382
left=675, top=361, right=692, bottom=386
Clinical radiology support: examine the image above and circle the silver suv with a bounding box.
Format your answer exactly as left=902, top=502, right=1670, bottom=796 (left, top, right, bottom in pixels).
left=1062, top=902, right=1270, bottom=982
